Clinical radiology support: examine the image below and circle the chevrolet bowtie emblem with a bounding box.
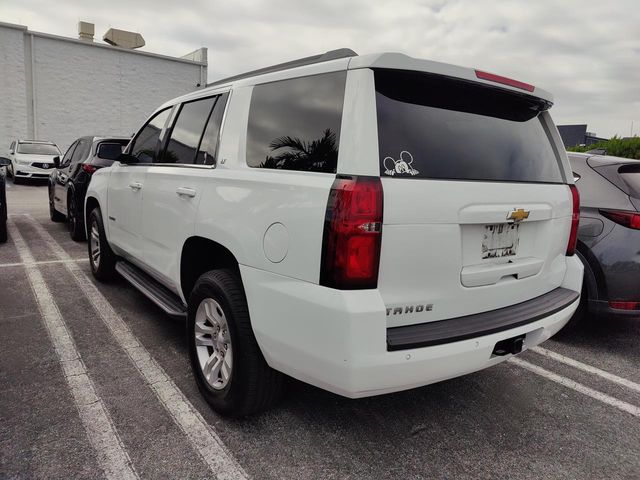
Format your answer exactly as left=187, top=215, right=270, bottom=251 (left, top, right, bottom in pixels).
left=507, top=208, right=530, bottom=223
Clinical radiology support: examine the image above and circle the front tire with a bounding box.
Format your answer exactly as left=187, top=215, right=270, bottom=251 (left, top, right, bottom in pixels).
left=87, top=207, right=116, bottom=281
left=0, top=218, right=7, bottom=243
left=188, top=269, right=284, bottom=417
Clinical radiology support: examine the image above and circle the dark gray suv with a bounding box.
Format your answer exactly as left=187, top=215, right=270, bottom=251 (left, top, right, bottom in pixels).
left=568, top=152, right=640, bottom=322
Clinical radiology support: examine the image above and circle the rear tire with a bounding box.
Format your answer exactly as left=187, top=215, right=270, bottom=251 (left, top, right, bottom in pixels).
left=67, top=189, right=85, bottom=241
left=87, top=207, right=116, bottom=281
left=187, top=269, right=284, bottom=417
left=49, top=188, right=65, bottom=222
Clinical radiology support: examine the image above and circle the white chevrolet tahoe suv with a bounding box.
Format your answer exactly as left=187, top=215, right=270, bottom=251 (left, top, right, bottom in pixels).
left=86, top=49, right=584, bottom=416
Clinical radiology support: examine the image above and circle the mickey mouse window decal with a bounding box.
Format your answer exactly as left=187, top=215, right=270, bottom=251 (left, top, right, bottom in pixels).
left=383, top=150, right=419, bottom=176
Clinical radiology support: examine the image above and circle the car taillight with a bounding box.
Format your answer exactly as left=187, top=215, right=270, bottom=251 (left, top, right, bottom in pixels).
left=609, top=301, right=640, bottom=311
left=599, top=209, right=640, bottom=230
left=475, top=70, right=535, bottom=92
left=320, top=176, right=383, bottom=289
left=81, top=164, right=98, bottom=174
left=566, top=184, right=580, bottom=256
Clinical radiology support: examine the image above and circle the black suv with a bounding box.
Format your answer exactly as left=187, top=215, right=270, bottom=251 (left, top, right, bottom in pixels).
left=568, top=152, right=640, bottom=323
left=49, top=136, right=129, bottom=240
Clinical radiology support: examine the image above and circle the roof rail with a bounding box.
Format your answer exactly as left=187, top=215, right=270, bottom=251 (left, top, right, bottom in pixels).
left=206, top=48, right=357, bottom=88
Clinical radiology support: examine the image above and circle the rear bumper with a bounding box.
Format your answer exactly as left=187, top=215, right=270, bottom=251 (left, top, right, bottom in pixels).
left=241, top=256, right=583, bottom=398
left=589, top=299, right=640, bottom=319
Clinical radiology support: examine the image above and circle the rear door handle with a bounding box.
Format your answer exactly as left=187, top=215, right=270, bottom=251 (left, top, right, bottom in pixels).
left=128, top=182, right=143, bottom=191
left=176, top=187, right=197, bottom=198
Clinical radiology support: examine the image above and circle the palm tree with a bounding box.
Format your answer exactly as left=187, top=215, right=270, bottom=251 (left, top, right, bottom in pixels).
left=260, top=129, right=338, bottom=173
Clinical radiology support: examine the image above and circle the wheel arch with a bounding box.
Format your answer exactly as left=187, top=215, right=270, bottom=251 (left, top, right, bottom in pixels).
left=180, top=236, right=241, bottom=301
left=84, top=195, right=101, bottom=234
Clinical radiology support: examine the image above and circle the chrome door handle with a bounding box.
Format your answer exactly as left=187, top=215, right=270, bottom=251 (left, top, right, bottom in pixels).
left=176, top=187, right=196, bottom=198
left=128, top=182, right=143, bottom=191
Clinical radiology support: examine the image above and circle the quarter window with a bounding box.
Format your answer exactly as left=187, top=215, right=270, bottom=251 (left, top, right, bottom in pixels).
left=130, top=108, right=172, bottom=163
left=163, top=97, right=216, bottom=164
left=246, top=71, right=346, bottom=173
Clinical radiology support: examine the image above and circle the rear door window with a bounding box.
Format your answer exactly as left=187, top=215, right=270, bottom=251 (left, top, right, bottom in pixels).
left=246, top=71, right=346, bottom=173
left=163, top=97, right=216, bottom=164
left=196, top=93, right=229, bottom=165
left=374, top=69, right=564, bottom=183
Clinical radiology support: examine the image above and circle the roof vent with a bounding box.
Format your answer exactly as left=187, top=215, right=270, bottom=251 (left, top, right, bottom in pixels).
left=78, top=21, right=94, bottom=42
left=103, top=28, right=145, bottom=49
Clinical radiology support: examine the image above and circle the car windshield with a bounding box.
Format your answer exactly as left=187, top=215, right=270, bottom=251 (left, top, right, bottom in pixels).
left=17, top=143, right=60, bottom=155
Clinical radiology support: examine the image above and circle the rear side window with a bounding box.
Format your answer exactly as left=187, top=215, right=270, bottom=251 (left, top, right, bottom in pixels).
left=163, top=97, right=216, bottom=164
left=374, top=69, right=564, bottom=183
left=130, top=108, right=171, bottom=163
left=246, top=71, right=346, bottom=173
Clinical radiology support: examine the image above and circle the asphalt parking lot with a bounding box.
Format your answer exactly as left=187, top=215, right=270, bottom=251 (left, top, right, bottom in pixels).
left=1, top=181, right=639, bottom=480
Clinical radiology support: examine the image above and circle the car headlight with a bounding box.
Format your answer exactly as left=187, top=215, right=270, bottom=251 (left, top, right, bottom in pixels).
left=17, top=159, right=31, bottom=165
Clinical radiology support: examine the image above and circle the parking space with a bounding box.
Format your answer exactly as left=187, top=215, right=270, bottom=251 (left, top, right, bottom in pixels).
left=1, top=182, right=639, bottom=479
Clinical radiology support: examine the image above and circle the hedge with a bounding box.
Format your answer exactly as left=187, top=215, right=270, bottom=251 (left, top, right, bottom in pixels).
left=567, top=136, right=640, bottom=160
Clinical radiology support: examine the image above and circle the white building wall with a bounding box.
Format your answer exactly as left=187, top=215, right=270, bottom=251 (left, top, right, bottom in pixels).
left=0, top=22, right=207, bottom=154
left=0, top=25, right=29, bottom=148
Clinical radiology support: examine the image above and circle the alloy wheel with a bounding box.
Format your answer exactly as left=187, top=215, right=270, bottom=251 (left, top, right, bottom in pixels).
left=89, top=220, right=100, bottom=269
left=194, top=298, right=233, bottom=390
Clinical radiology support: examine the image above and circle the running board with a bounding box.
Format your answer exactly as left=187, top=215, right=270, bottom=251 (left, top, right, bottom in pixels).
left=115, top=261, right=187, bottom=318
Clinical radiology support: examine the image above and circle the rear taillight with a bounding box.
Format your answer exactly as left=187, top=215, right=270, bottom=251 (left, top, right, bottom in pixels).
left=320, top=176, right=383, bottom=289
left=599, top=209, right=640, bottom=230
left=81, top=164, right=98, bottom=174
left=609, top=301, right=640, bottom=311
left=474, top=70, right=535, bottom=92
left=566, top=184, right=580, bottom=256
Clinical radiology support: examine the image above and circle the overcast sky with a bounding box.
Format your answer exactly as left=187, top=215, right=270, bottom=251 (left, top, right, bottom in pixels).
left=1, top=0, right=638, bottom=138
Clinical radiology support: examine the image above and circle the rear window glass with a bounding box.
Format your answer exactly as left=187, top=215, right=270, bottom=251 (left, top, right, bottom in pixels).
left=17, top=143, right=60, bottom=155
left=374, top=69, right=564, bottom=183
left=246, top=71, right=346, bottom=173
left=619, top=166, right=640, bottom=199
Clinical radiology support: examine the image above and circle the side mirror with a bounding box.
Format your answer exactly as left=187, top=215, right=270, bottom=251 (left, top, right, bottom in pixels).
left=97, top=143, right=124, bottom=160
left=53, top=156, right=60, bottom=168
left=115, top=153, right=138, bottom=165
left=0, top=157, right=10, bottom=167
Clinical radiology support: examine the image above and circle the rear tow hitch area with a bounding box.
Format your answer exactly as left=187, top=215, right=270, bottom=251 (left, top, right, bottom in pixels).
left=492, top=335, right=525, bottom=356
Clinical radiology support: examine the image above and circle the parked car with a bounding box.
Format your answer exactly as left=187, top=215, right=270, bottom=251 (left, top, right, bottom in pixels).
left=6, top=140, right=61, bottom=184
left=0, top=157, right=9, bottom=243
left=85, top=49, right=583, bottom=416
left=567, top=152, right=640, bottom=323
left=49, top=136, right=130, bottom=240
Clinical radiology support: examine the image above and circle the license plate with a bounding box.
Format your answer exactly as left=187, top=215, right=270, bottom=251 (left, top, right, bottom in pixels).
left=482, top=223, right=519, bottom=259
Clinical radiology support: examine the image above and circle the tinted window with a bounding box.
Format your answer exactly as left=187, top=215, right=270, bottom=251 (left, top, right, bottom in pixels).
left=17, top=143, right=60, bottom=155
left=70, top=139, right=90, bottom=165
left=375, top=69, right=563, bottom=183
left=163, top=98, right=216, bottom=164
left=130, top=109, right=171, bottom=163
left=246, top=71, right=346, bottom=173
left=196, top=93, right=228, bottom=165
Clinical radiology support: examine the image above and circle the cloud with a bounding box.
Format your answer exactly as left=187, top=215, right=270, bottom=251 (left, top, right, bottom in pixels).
left=1, top=0, right=638, bottom=137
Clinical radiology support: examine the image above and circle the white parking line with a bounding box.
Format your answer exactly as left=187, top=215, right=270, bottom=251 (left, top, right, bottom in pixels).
left=7, top=220, right=138, bottom=480
left=532, top=346, right=640, bottom=395
left=510, top=357, right=640, bottom=418
left=26, top=215, right=248, bottom=480
left=0, top=258, right=88, bottom=268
